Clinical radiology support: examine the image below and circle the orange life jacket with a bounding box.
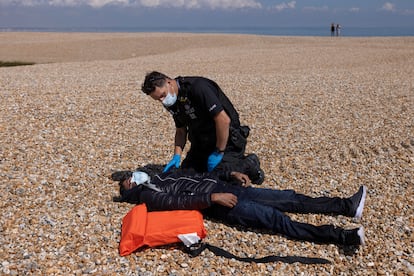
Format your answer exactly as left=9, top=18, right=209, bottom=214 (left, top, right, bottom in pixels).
left=119, top=203, right=330, bottom=264
left=119, top=203, right=207, bottom=256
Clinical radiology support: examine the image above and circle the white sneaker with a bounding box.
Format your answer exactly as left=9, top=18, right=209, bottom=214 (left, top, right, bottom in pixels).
left=357, top=227, right=366, bottom=246
left=352, top=186, right=367, bottom=220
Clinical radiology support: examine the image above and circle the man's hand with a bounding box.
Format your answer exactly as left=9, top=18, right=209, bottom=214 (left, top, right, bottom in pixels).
left=230, top=171, right=251, bottom=186
left=211, top=193, right=238, bottom=208
left=207, top=151, right=224, bottom=172
left=163, top=154, right=181, bottom=172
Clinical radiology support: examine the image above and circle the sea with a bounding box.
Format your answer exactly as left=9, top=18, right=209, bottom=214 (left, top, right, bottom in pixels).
left=2, top=26, right=414, bottom=37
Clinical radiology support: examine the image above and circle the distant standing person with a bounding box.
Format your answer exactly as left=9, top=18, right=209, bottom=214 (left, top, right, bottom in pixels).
left=331, top=23, right=335, bottom=36
left=336, top=24, right=341, bottom=36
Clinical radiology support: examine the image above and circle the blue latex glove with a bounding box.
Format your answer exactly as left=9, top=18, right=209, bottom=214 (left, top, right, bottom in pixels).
left=163, top=154, right=181, bottom=173
left=207, top=151, right=224, bottom=172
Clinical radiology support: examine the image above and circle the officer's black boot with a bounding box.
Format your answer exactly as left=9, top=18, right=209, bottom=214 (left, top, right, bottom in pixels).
left=243, top=154, right=265, bottom=185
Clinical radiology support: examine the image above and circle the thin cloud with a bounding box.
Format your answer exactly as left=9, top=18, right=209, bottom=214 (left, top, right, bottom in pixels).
left=401, top=9, right=414, bottom=15
left=47, top=0, right=129, bottom=8
left=204, top=0, right=262, bottom=9
left=381, top=2, right=396, bottom=12
left=349, top=7, right=360, bottom=13
left=302, top=5, right=329, bottom=12
left=379, top=2, right=414, bottom=14
left=0, top=0, right=43, bottom=6
left=140, top=0, right=263, bottom=9
left=273, top=1, right=296, bottom=12
left=1, top=0, right=262, bottom=9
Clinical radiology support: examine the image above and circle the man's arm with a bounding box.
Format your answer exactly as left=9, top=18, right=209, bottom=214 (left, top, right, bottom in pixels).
left=163, top=127, right=187, bottom=172
left=211, top=193, right=238, bottom=208
left=212, top=170, right=251, bottom=186
left=213, top=110, right=230, bottom=151
left=139, top=190, right=211, bottom=211
left=230, top=172, right=251, bottom=186
left=174, top=127, right=187, bottom=154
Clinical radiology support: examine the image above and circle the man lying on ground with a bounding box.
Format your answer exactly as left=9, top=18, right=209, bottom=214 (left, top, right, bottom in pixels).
left=115, top=169, right=367, bottom=247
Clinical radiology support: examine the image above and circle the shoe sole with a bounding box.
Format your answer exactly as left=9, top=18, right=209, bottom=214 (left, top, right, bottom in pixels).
left=357, top=226, right=365, bottom=246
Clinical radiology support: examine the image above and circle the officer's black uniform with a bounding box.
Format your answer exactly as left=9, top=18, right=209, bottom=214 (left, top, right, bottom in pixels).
left=164, top=76, right=263, bottom=184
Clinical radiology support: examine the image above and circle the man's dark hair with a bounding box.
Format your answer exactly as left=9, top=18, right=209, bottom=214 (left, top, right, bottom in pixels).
left=141, top=71, right=170, bottom=95
left=111, top=171, right=133, bottom=200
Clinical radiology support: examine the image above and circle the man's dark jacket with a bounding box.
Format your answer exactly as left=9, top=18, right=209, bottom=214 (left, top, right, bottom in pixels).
left=120, top=170, right=236, bottom=211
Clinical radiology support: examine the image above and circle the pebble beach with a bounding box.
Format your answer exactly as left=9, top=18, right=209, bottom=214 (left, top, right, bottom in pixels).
left=0, top=32, right=413, bottom=275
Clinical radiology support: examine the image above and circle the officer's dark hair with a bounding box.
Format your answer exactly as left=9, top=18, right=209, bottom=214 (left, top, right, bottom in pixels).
left=141, top=71, right=170, bottom=95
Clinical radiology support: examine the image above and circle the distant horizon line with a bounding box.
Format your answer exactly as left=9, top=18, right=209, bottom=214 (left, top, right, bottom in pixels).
left=1, top=26, right=414, bottom=37
left=2, top=25, right=413, bottom=29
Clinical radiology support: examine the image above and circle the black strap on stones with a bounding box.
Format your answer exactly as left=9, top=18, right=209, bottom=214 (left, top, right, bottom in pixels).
left=186, top=242, right=331, bottom=265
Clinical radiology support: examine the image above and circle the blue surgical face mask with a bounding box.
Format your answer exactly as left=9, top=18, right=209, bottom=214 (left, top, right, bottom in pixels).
left=162, top=90, right=177, bottom=107
left=131, top=171, right=150, bottom=185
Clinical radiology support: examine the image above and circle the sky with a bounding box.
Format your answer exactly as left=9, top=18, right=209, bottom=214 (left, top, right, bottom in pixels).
left=1, top=0, right=413, bottom=29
